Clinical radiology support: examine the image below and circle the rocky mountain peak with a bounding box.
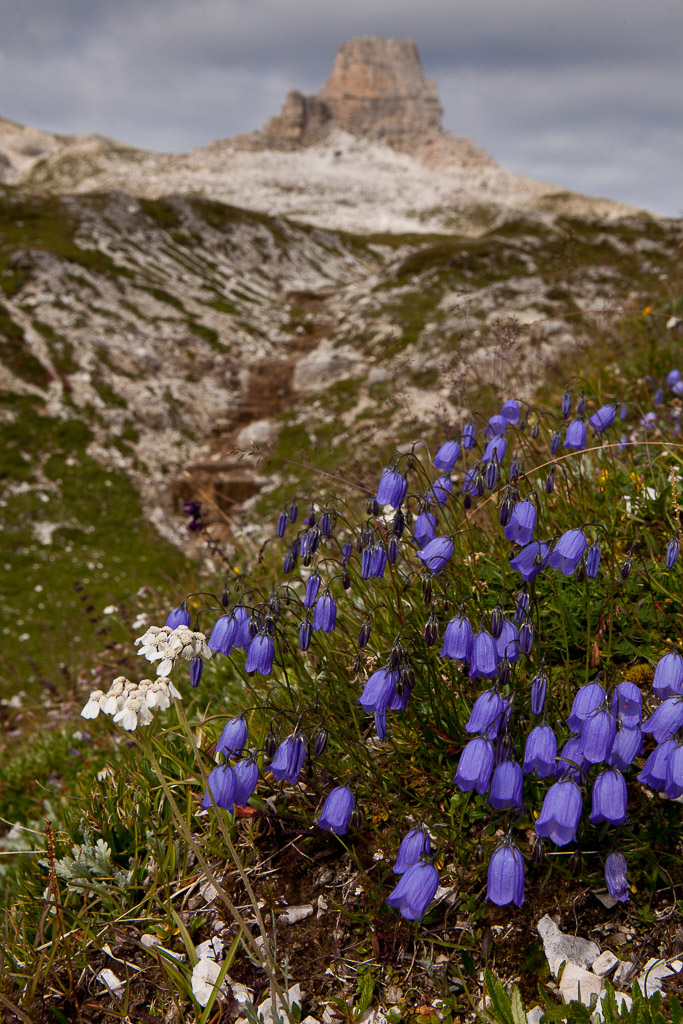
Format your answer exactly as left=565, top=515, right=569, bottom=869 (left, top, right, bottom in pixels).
left=260, top=36, right=444, bottom=149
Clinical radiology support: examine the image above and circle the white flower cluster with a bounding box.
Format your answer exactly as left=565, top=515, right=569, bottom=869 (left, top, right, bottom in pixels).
left=134, top=624, right=212, bottom=677
left=81, top=675, right=182, bottom=731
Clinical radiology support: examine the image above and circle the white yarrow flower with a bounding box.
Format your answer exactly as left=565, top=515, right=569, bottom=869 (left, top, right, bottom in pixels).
left=81, top=673, right=181, bottom=731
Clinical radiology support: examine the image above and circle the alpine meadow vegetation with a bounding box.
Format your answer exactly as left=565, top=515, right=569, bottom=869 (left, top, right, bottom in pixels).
left=3, top=300, right=683, bottom=1024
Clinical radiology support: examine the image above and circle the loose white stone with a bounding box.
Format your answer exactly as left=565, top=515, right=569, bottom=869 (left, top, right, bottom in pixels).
left=257, top=983, right=302, bottom=1024
left=97, top=968, right=124, bottom=998
left=613, top=960, right=634, bottom=987
left=592, top=950, right=619, bottom=976
left=637, top=957, right=683, bottom=996
left=279, top=903, right=314, bottom=924
left=558, top=963, right=604, bottom=1006
left=538, top=915, right=600, bottom=975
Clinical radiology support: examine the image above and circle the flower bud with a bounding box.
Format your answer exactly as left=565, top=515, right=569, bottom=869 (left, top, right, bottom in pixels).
left=424, top=613, right=438, bottom=647
left=561, top=389, right=572, bottom=419
left=474, top=842, right=485, bottom=865
left=312, top=728, right=329, bottom=756
left=422, top=574, right=433, bottom=604
left=490, top=605, right=504, bottom=639
left=509, top=457, right=520, bottom=482
left=299, top=619, right=312, bottom=651
left=531, top=421, right=540, bottom=439
left=498, top=658, right=512, bottom=688
left=389, top=643, right=403, bottom=672
left=393, top=510, right=405, bottom=537
left=358, top=618, right=372, bottom=649
left=265, top=729, right=278, bottom=758
left=282, top=551, right=295, bottom=574
left=349, top=806, right=363, bottom=829
left=531, top=837, right=545, bottom=866
left=288, top=501, right=298, bottom=523
left=620, top=557, right=632, bottom=580
left=499, top=495, right=514, bottom=527
left=569, top=850, right=583, bottom=878
left=320, top=512, right=333, bottom=537
left=352, top=652, right=363, bottom=674
left=551, top=430, right=561, bottom=454
left=388, top=536, right=399, bottom=563
left=666, top=537, right=680, bottom=569
left=545, top=466, right=556, bottom=494
left=486, top=457, right=499, bottom=490
left=277, top=511, right=288, bottom=537
left=464, top=494, right=472, bottom=510
left=342, top=571, right=351, bottom=590
left=577, top=390, right=586, bottom=416
left=519, top=620, right=534, bottom=655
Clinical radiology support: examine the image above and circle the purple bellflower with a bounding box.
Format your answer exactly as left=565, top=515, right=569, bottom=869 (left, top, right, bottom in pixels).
left=554, top=735, right=589, bottom=782
left=523, top=725, right=557, bottom=778
left=208, top=613, right=238, bottom=655
left=393, top=828, right=432, bottom=874
left=549, top=529, right=588, bottom=575
left=489, top=759, right=524, bottom=809
left=269, top=734, right=306, bottom=784
left=486, top=414, right=507, bottom=437
left=165, top=605, right=191, bottom=629
left=510, top=541, right=550, bottom=582
left=245, top=633, right=275, bottom=675
left=303, top=572, right=321, bottom=608
left=376, top=467, right=408, bottom=508
left=564, top=418, right=587, bottom=450
left=642, top=697, right=683, bottom=744
left=495, top=619, right=520, bottom=663
left=201, top=765, right=236, bottom=812
left=356, top=669, right=397, bottom=715
left=611, top=682, right=642, bottom=728
left=568, top=682, right=606, bottom=732
left=590, top=768, right=628, bottom=825
left=441, top=615, right=473, bottom=660
left=232, top=758, right=259, bottom=806
left=416, top=536, right=454, bottom=574
left=665, top=743, right=683, bottom=798
left=461, top=422, right=476, bottom=449
left=483, top=435, right=507, bottom=463
left=313, top=593, right=337, bottom=633
left=589, top=405, right=617, bottom=433
left=605, top=852, right=629, bottom=902
left=386, top=861, right=439, bottom=921
left=217, top=716, right=248, bottom=756
left=608, top=725, right=643, bottom=771
left=469, top=630, right=498, bottom=679
left=465, top=690, right=504, bottom=735
left=653, top=652, right=683, bottom=698
left=453, top=737, right=495, bottom=794
left=414, top=511, right=437, bottom=547
left=580, top=708, right=617, bottom=764
left=433, top=440, right=461, bottom=472
left=427, top=476, right=452, bottom=506
left=317, top=786, right=355, bottom=835
left=487, top=840, right=525, bottom=907
left=501, top=400, right=521, bottom=425
left=190, top=657, right=203, bottom=688
left=585, top=543, right=602, bottom=578
left=535, top=779, right=583, bottom=846
left=504, top=501, right=537, bottom=546
left=637, top=738, right=675, bottom=790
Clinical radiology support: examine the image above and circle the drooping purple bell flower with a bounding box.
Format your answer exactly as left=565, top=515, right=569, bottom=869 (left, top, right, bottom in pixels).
left=523, top=725, right=557, bottom=778
left=299, top=618, right=312, bottom=651
left=564, top=418, right=586, bottom=450
left=303, top=572, right=321, bottom=608
left=535, top=779, right=583, bottom=846
left=269, top=734, right=306, bottom=784
left=386, top=861, right=439, bottom=921
left=356, top=668, right=397, bottom=715
left=510, top=541, right=550, bottom=582
left=486, top=414, right=507, bottom=437
left=487, top=840, right=525, bottom=907
left=483, top=436, right=507, bottom=463
left=433, top=441, right=461, bottom=472
left=427, top=476, right=452, bottom=506
left=608, top=725, right=643, bottom=771
left=589, top=405, right=617, bottom=433
left=580, top=708, right=617, bottom=764
left=495, top=619, right=519, bottom=663
left=665, top=743, right=683, bottom=798
left=376, top=467, right=408, bottom=508
left=416, top=536, right=454, bottom=574
left=488, top=759, right=523, bottom=809
left=636, top=738, right=675, bottom=790
left=642, top=697, right=683, bottom=744
left=233, top=758, right=259, bottom=805
left=372, top=545, right=387, bottom=578
left=201, top=765, right=236, bottom=812
left=501, top=400, right=520, bottom=425
left=317, top=786, right=355, bottom=835
left=414, top=511, right=437, bottom=547
left=208, top=613, right=238, bottom=655
left=217, top=716, right=248, bottom=756
left=313, top=593, right=337, bottom=633
left=519, top=620, right=534, bottom=656
left=441, top=615, right=473, bottom=660
left=453, top=737, right=495, bottom=794
left=165, top=605, right=191, bottom=629
left=461, top=422, right=476, bottom=449
left=554, top=736, right=588, bottom=782
left=611, top=682, right=642, bottom=728
left=504, top=501, right=537, bottom=546
left=190, top=657, right=203, bottom=688
left=653, top=652, right=683, bottom=698
left=549, top=529, right=588, bottom=575
left=514, top=590, right=530, bottom=622
left=245, top=633, right=275, bottom=675
left=469, top=630, right=498, bottom=679
left=590, top=768, right=628, bottom=825
left=568, top=682, right=606, bottom=731
left=228, top=606, right=252, bottom=650
left=605, top=852, right=629, bottom=902
left=465, top=690, right=504, bottom=736
left=530, top=670, right=548, bottom=716
left=393, top=828, right=432, bottom=875
left=666, top=538, right=680, bottom=569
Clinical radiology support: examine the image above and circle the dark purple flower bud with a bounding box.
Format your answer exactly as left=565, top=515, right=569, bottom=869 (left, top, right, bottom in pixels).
left=342, top=540, right=353, bottom=561
left=469, top=630, right=498, bottom=679
left=550, top=430, right=561, bottom=455
left=504, top=501, right=537, bottom=546
left=320, top=511, right=333, bottom=537
left=576, top=390, right=586, bottom=416
left=416, top=536, right=454, bottom=574
left=358, top=617, right=371, bottom=649
left=453, top=737, right=495, bottom=794
left=372, top=545, right=387, bottom=578
left=608, top=725, right=643, bottom=771
left=605, top=852, right=629, bottom=902
left=361, top=547, right=373, bottom=580
left=424, top=612, right=438, bottom=647
left=298, top=618, right=312, bottom=651
left=532, top=837, right=545, bottom=866
left=485, top=457, right=499, bottom=490
left=463, top=493, right=472, bottom=510
left=277, top=511, right=288, bottom=537
left=376, top=467, right=408, bottom=508
left=620, top=556, right=632, bottom=580
left=190, top=656, right=203, bottom=688
left=303, top=572, right=321, bottom=608
left=388, top=536, right=399, bottom=563
left=313, top=593, right=337, bottom=633
left=217, top=716, right=248, bottom=756
left=282, top=551, right=295, bottom=574
left=531, top=420, right=540, bottom=439
left=487, top=840, right=525, bottom=907
left=288, top=501, right=298, bottom=523
left=580, top=709, right=616, bottom=764
left=545, top=467, right=556, bottom=494
left=589, top=405, right=617, bottom=433
left=611, top=682, right=642, bottom=728
left=201, top=765, right=237, bottom=812
left=510, top=541, right=550, bottom=582
left=523, top=724, right=557, bottom=777
left=590, top=767, right=628, bottom=825
left=245, top=634, right=275, bottom=676
left=264, top=728, right=278, bottom=758
left=414, top=511, right=437, bottom=547
left=549, top=529, right=588, bottom=575
left=653, top=652, right=683, bottom=698
left=564, top=419, right=586, bottom=450
left=317, top=786, right=354, bottom=835
left=561, top=389, right=572, bottom=419
left=341, top=571, right=351, bottom=590
left=386, top=861, right=439, bottom=921
left=461, top=422, right=476, bottom=449
left=441, top=615, right=472, bottom=660
left=165, top=605, right=191, bottom=629
left=667, top=538, right=680, bottom=569
left=643, top=697, right=683, bottom=743
left=422, top=574, right=432, bottom=604
left=519, top=620, right=534, bottom=656
left=310, top=727, right=328, bottom=757
left=490, top=605, right=504, bottom=639
left=535, top=779, right=583, bottom=846
left=499, top=494, right=515, bottom=527
left=433, top=440, right=461, bottom=472
left=393, top=828, right=432, bottom=874
left=465, top=690, right=504, bottom=735
left=488, top=759, right=523, bottom=809
left=531, top=671, right=548, bottom=716
left=392, top=509, right=405, bottom=537
left=585, top=543, right=601, bottom=578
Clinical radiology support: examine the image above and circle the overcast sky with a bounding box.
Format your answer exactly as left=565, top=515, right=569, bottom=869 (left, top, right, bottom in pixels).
left=2, top=0, right=681, bottom=216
